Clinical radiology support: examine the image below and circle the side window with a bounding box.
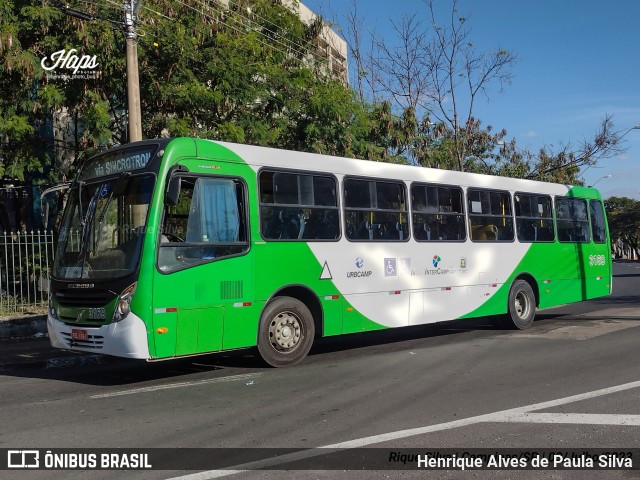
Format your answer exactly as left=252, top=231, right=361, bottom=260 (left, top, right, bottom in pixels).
left=467, top=189, right=514, bottom=241
left=344, top=178, right=408, bottom=241
left=555, top=197, right=590, bottom=243
left=259, top=170, right=339, bottom=241
left=411, top=184, right=465, bottom=241
left=514, top=193, right=555, bottom=242
left=158, top=176, right=249, bottom=273
left=589, top=200, right=607, bottom=244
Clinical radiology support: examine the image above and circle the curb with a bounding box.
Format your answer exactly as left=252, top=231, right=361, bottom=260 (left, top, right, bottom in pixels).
left=0, top=315, right=47, bottom=339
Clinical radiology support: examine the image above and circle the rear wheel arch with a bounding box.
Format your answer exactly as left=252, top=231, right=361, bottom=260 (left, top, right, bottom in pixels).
left=267, top=285, right=323, bottom=338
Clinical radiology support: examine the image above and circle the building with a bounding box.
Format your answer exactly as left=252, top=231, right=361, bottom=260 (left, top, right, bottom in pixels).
left=290, top=1, right=348, bottom=84
left=218, top=0, right=348, bottom=84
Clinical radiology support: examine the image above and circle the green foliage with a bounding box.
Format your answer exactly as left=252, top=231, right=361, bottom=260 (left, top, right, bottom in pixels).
left=605, top=196, right=640, bottom=258
left=0, top=0, right=619, bottom=187
left=2, top=0, right=391, bottom=181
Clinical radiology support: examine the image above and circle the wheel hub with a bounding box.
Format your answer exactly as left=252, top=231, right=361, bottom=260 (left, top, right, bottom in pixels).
left=269, top=311, right=302, bottom=351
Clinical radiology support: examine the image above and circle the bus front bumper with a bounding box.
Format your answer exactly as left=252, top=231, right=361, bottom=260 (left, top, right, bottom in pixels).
left=47, top=313, right=150, bottom=360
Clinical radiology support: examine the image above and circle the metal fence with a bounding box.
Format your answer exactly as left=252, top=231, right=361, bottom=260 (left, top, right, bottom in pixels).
left=0, top=230, right=56, bottom=314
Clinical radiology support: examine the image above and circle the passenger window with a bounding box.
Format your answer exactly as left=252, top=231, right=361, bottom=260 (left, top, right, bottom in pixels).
left=344, top=178, right=408, bottom=241
left=158, top=176, right=249, bottom=273
left=555, top=197, right=590, bottom=243
left=467, top=189, right=514, bottom=241
left=589, top=200, right=607, bottom=244
left=515, top=193, right=555, bottom=242
left=259, top=170, right=339, bottom=241
left=411, top=184, right=465, bottom=241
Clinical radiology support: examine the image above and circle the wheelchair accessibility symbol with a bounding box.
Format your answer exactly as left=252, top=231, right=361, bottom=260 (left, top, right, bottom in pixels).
left=384, top=258, right=397, bottom=277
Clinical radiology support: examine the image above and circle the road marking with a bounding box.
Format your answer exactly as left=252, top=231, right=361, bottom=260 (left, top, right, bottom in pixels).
left=89, top=373, right=263, bottom=399
left=165, top=379, right=640, bottom=480
left=497, top=413, right=640, bottom=426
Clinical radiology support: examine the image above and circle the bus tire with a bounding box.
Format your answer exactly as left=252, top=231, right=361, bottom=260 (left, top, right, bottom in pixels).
left=506, top=279, right=536, bottom=329
left=257, top=296, right=315, bottom=367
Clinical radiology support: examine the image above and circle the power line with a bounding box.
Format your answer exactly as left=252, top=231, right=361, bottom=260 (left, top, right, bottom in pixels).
left=141, top=3, right=172, bottom=20
left=56, top=0, right=334, bottom=71
left=218, top=0, right=318, bottom=60
left=142, top=0, right=325, bottom=67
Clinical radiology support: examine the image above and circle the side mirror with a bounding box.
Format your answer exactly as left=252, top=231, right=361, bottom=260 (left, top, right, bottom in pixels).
left=165, top=176, right=181, bottom=206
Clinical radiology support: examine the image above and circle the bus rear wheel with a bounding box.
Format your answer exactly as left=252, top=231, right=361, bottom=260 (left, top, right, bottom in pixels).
left=506, top=279, right=536, bottom=329
left=258, top=297, right=315, bottom=367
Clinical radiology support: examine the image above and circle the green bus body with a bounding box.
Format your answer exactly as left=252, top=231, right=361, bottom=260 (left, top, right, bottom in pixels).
left=47, top=138, right=612, bottom=366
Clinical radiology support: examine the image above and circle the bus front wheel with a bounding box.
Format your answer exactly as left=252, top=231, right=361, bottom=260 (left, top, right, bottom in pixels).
left=258, top=297, right=315, bottom=367
left=506, top=279, right=536, bottom=329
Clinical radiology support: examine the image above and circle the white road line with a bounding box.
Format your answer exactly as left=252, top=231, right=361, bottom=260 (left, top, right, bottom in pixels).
left=89, top=373, right=263, bottom=399
left=165, top=379, right=640, bottom=480
left=498, top=413, right=640, bottom=426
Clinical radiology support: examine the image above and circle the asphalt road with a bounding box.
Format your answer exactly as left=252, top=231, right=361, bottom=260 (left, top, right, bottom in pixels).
left=1, top=261, right=639, bottom=480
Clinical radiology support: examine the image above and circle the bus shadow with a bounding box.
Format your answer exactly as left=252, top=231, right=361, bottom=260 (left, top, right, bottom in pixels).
left=0, top=344, right=263, bottom=386
left=309, top=316, right=499, bottom=358
left=4, top=307, right=629, bottom=386
left=0, top=317, right=503, bottom=386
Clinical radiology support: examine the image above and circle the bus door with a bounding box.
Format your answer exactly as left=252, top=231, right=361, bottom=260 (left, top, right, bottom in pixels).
left=585, top=199, right=612, bottom=298
left=152, top=174, right=252, bottom=358
left=555, top=197, right=610, bottom=303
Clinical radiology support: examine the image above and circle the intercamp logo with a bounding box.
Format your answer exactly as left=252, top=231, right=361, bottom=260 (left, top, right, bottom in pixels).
left=7, top=450, right=40, bottom=468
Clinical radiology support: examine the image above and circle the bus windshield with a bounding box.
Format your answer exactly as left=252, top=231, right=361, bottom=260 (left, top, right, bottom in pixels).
left=53, top=174, right=155, bottom=280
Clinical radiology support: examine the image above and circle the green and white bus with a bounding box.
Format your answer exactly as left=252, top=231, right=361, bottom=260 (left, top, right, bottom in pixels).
left=47, top=138, right=612, bottom=366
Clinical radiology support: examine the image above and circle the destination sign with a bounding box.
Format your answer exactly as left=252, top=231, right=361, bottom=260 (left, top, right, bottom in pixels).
left=79, top=146, right=157, bottom=180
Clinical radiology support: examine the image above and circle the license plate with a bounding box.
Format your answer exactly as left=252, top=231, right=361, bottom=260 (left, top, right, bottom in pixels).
left=71, top=329, right=89, bottom=341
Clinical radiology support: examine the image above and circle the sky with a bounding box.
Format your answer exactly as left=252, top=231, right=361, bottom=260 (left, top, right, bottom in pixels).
left=303, top=0, right=640, bottom=200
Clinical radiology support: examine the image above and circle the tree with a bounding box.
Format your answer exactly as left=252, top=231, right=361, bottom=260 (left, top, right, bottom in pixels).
left=525, top=115, right=628, bottom=184
left=605, top=196, right=640, bottom=260
left=362, top=0, right=517, bottom=171
left=1, top=0, right=397, bottom=189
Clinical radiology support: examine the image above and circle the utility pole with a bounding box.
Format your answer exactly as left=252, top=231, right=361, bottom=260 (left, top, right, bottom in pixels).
left=124, top=0, right=143, bottom=142
left=56, top=1, right=144, bottom=143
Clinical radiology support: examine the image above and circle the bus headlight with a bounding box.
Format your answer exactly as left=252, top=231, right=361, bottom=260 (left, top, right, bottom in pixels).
left=112, top=283, right=137, bottom=323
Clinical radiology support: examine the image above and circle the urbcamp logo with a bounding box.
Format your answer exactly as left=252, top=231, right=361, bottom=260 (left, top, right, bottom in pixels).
left=41, top=48, right=100, bottom=81
left=347, top=257, right=372, bottom=278
left=432, top=255, right=441, bottom=268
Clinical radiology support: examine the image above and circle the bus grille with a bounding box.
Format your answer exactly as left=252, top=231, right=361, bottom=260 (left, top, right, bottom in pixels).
left=54, top=289, right=116, bottom=307
left=60, top=332, right=105, bottom=350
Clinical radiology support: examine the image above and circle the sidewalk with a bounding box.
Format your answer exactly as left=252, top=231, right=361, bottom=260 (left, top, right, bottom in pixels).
left=0, top=315, right=54, bottom=369
left=0, top=314, right=47, bottom=339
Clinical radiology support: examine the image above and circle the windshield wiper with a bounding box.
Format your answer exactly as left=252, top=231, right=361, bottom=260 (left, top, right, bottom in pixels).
left=74, top=182, right=99, bottom=276
left=93, top=185, right=115, bottom=253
